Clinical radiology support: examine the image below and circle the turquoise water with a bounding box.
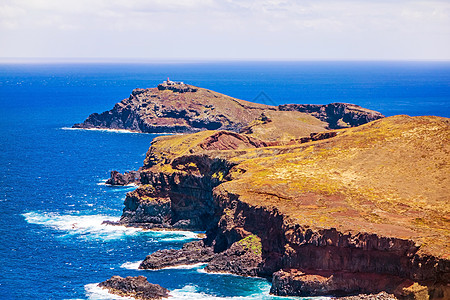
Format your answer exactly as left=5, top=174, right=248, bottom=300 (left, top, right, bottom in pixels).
left=0, top=62, right=449, bottom=299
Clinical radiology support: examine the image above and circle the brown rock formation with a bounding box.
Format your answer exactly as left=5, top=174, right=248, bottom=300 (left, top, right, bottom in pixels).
left=139, top=240, right=215, bottom=269
left=270, top=269, right=446, bottom=298
left=105, top=170, right=140, bottom=186
left=279, top=102, right=385, bottom=129
left=108, top=115, right=449, bottom=299
left=73, top=82, right=384, bottom=135
left=73, top=82, right=276, bottom=133
left=98, top=276, right=169, bottom=300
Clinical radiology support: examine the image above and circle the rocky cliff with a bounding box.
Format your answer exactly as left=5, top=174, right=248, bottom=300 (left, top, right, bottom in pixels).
left=278, top=103, right=385, bottom=129
left=73, top=82, right=384, bottom=135
left=110, top=115, right=449, bottom=299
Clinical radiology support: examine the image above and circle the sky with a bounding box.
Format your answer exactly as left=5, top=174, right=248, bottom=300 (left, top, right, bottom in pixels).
left=0, top=0, right=449, bottom=61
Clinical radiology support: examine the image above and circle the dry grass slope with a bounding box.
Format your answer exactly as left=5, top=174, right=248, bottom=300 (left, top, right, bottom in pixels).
left=221, top=115, right=450, bottom=258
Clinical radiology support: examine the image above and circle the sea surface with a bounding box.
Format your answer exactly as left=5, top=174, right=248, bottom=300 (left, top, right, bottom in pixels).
left=0, top=61, right=449, bottom=299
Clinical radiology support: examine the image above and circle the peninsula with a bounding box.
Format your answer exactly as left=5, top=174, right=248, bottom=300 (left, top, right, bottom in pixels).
left=73, top=79, right=384, bottom=135
left=79, top=82, right=449, bottom=299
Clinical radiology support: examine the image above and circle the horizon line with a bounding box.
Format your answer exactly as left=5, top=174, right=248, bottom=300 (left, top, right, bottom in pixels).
left=1, top=57, right=450, bottom=64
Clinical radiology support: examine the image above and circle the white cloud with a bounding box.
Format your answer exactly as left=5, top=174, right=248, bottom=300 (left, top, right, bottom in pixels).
left=0, top=0, right=449, bottom=59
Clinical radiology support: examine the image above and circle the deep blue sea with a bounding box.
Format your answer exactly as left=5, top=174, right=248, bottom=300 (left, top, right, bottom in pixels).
left=0, top=62, right=449, bottom=299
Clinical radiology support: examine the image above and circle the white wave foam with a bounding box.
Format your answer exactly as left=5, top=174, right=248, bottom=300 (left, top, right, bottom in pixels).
left=61, top=127, right=139, bottom=134
left=171, top=284, right=330, bottom=300
left=97, top=181, right=138, bottom=188
left=23, top=212, right=142, bottom=241
left=85, top=283, right=134, bottom=300
left=96, top=179, right=108, bottom=186
left=87, top=282, right=329, bottom=300
left=120, top=261, right=206, bottom=271
left=152, top=230, right=203, bottom=242
left=23, top=211, right=203, bottom=242
left=61, top=127, right=182, bottom=136
left=120, top=261, right=143, bottom=270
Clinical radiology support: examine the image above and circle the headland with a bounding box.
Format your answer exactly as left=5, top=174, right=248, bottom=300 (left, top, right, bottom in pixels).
left=83, top=81, right=449, bottom=299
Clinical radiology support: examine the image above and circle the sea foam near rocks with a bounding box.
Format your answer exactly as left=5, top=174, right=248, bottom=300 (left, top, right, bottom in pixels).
left=22, top=212, right=143, bottom=241
left=120, top=261, right=143, bottom=270
left=61, top=127, right=139, bottom=134
left=85, top=283, right=134, bottom=299
left=122, top=261, right=208, bottom=271
left=23, top=212, right=202, bottom=242
left=170, top=283, right=315, bottom=300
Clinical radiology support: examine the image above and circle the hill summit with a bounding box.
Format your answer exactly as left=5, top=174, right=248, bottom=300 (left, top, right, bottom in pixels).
left=73, top=80, right=384, bottom=138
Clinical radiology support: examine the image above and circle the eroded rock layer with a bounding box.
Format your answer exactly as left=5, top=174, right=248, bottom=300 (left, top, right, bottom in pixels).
left=113, top=115, right=450, bottom=299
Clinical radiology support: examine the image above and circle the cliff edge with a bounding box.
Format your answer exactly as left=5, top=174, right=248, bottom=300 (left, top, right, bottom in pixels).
left=112, top=115, right=449, bottom=299
left=73, top=81, right=384, bottom=135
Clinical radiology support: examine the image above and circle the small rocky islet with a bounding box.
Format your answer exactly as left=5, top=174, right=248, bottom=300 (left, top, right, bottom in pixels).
left=76, top=80, right=449, bottom=299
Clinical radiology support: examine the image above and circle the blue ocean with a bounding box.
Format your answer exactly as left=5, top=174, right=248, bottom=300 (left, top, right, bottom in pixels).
left=0, top=62, right=449, bottom=299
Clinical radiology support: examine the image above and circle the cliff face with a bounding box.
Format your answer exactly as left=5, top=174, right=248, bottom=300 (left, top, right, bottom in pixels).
left=279, top=103, right=385, bottom=129
left=115, top=115, right=449, bottom=299
left=73, top=83, right=276, bottom=134
left=73, top=82, right=384, bottom=135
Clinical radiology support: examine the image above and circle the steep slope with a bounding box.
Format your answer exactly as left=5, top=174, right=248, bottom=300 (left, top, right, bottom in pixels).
left=279, top=102, right=385, bottom=129
left=73, top=81, right=384, bottom=135
left=73, top=82, right=276, bottom=133
left=112, top=115, right=449, bottom=299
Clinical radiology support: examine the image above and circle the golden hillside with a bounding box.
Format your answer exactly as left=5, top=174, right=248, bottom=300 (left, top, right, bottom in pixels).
left=221, top=115, right=449, bottom=257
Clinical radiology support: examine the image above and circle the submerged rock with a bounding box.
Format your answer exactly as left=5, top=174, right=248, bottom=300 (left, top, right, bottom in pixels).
left=98, top=275, right=169, bottom=300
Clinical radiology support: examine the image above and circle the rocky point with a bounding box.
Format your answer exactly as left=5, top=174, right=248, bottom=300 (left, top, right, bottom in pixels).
left=84, top=82, right=449, bottom=299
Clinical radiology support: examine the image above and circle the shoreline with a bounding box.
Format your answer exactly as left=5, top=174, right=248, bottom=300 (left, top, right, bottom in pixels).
left=61, top=127, right=178, bottom=135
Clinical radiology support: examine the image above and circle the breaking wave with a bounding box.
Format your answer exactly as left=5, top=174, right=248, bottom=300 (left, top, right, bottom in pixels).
left=23, top=211, right=203, bottom=242
left=23, top=212, right=142, bottom=241
left=85, top=283, right=134, bottom=299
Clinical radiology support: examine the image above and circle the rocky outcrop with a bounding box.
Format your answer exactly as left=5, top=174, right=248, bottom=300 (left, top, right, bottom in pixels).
left=271, top=269, right=449, bottom=299
left=109, top=115, right=450, bottom=299
left=105, top=170, right=140, bottom=186
left=279, top=103, right=384, bottom=129
left=204, top=234, right=263, bottom=277
left=98, top=276, right=169, bottom=300
left=157, top=81, right=197, bottom=93
left=335, top=292, right=397, bottom=300
left=73, top=82, right=384, bottom=134
left=139, top=240, right=215, bottom=269
left=270, top=269, right=425, bottom=298
left=73, top=82, right=276, bottom=133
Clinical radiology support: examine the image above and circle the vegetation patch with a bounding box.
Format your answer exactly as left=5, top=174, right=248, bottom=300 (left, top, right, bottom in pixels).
left=237, top=235, right=262, bottom=256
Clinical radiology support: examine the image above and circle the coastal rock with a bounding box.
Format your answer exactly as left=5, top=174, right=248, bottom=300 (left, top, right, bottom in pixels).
left=279, top=102, right=385, bottom=129
left=73, top=82, right=277, bottom=134
left=139, top=240, right=215, bottom=269
left=73, top=81, right=384, bottom=135
left=334, top=292, right=397, bottom=300
left=98, top=275, right=169, bottom=300
left=110, top=115, right=449, bottom=299
left=105, top=170, right=140, bottom=186
left=270, top=269, right=414, bottom=297
left=205, top=234, right=263, bottom=277
left=120, top=186, right=173, bottom=228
